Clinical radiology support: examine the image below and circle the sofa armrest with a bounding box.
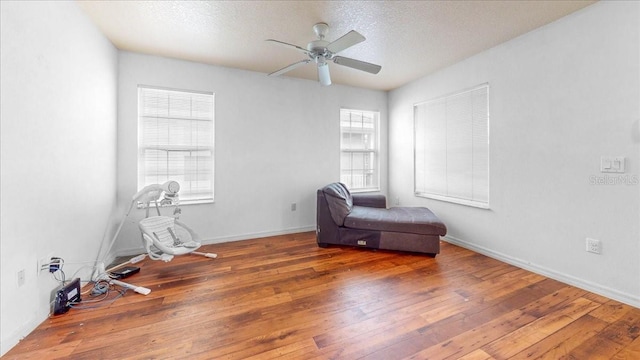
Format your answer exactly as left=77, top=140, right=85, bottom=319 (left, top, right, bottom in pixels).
left=352, top=194, right=386, bottom=208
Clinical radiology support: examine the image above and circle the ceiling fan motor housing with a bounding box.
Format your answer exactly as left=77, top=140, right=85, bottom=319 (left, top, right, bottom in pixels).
left=308, top=23, right=332, bottom=61
left=307, top=40, right=331, bottom=59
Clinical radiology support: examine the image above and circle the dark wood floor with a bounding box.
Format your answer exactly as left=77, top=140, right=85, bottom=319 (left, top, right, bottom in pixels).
left=5, top=232, right=640, bottom=359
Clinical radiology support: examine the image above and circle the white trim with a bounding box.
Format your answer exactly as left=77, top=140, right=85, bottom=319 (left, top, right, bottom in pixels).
left=114, top=225, right=317, bottom=257
left=340, top=108, right=380, bottom=191
left=137, top=86, right=215, bottom=204
left=415, top=192, right=490, bottom=209
left=202, top=225, right=317, bottom=244
left=413, top=83, right=490, bottom=208
left=138, top=84, right=213, bottom=96
left=351, top=188, right=381, bottom=194
left=413, top=83, right=489, bottom=107
left=442, top=235, right=640, bottom=308
left=0, top=312, right=46, bottom=357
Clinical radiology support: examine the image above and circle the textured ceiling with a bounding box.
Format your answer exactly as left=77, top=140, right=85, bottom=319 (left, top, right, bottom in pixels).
left=78, top=0, right=596, bottom=91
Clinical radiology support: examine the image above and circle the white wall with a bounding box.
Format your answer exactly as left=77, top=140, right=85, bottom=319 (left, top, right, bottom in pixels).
left=114, top=52, right=388, bottom=254
left=2, top=1, right=635, bottom=356
left=0, top=1, right=118, bottom=355
left=389, top=1, right=640, bottom=306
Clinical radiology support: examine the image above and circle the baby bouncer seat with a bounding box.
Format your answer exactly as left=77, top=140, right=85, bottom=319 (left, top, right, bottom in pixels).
left=140, top=216, right=201, bottom=262
left=136, top=181, right=216, bottom=262
left=93, top=180, right=216, bottom=296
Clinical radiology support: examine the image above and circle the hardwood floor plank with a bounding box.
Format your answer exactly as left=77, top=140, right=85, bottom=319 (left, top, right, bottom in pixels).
left=4, top=232, right=639, bottom=360
left=511, top=315, right=609, bottom=359
left=612, top=332, right=640, bottom=360
left=408, top=308, right=538, bottom=359
left=458, top=349, right=497, bottom=360
left=0, top=340, right=82, bottom=360
left=243, top=339, right=319, bottom=360
left=560, top=306, right=640, bottom=359
left=590, top=300, right=638, bottom=323
left=483, top=297, right=600, bottom=359
left=366, top=279, right=568, bottom=360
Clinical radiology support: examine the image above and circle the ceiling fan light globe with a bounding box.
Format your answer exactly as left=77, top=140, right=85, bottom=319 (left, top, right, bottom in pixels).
left=318, top=63, right=331, bottom=86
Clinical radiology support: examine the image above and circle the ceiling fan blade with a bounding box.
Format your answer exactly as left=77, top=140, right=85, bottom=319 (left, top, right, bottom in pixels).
left=333, top=56, right=381, bottom=74
left=265, top=39, right=310, bottom=54
left=326, top=30, right=365, bottom=54
left=318, top=62, right=331, bottom=86
left=268, top=59, right=311, bottom=77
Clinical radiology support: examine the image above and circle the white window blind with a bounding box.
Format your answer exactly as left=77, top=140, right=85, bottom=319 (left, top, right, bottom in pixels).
left=138, top=86, right=214, bottom=204
left=414, top=84, right=489, bottom=208
left=340, top=109, right=379, bottom=191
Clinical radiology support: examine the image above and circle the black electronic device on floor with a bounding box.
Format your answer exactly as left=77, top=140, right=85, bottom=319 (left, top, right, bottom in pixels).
left=52, top=278, right=81, bottom=315
left=110, top=266, right=140, bottom=279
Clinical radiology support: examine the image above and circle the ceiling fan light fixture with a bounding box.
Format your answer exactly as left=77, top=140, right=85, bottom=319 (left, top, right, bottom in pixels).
left=318, top=62, right=331, bottom=86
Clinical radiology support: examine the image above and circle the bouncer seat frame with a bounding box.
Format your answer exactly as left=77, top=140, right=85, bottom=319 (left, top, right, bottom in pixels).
left=93, top=180, right=216, bottom=295
left=139, top=216, right=201, bottom=262
left=135, top=181, right=216, bottom=263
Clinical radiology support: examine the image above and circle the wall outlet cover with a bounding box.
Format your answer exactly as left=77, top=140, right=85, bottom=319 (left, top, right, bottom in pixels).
left=600, top=156, right=625, bottom=173
left=17, top=269, right=25, bottom=287
left=586, top=238, right=602, bottom=254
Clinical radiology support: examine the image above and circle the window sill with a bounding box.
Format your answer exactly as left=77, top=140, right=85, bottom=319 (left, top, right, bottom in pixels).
left=180, top=199, right=214, bottom=206
left=136, top=198, right=213, bottom=209
left=350, top=188, right=381, bottom=194
left=415, top=192, right=489, bottom=209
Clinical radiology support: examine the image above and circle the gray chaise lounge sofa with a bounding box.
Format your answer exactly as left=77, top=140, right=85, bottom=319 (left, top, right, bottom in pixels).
left=316, top=182, right=447, bottom=256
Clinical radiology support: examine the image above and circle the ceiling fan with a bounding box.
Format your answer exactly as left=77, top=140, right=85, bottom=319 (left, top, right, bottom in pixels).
left=266, top=23, right=382, bottom=86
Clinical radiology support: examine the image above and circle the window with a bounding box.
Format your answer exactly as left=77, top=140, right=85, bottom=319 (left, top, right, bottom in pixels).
left=414, top=84, right=489, bottom=208
left=340, top=109, right=379, bottom=191
left=138, top=86, right=214, bottom=204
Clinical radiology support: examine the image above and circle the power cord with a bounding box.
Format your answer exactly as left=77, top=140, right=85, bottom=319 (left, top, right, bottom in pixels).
left=49, top=257, right=63, bottom=273
left=69, top=286, right=128, bottom=310
left=91, top=281, right=110, bottom=296
left=46, top=258, right=140, bottom=316
left=53, top=269, right=66, bottom=284
left=44, top=257, right=67, bottom=285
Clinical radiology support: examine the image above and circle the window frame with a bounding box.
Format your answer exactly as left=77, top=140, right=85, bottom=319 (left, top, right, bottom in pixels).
left=414, top=83, right=490, bottom=209
left=340, top=108, right=380, bottom=193
left=137, top=85, right=215, bottom=205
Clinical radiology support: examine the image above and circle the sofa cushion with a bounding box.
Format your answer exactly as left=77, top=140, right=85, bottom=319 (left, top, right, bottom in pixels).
left=322, top=182, right=353, bottom=226
left=344, top=206, right=447, bottom=236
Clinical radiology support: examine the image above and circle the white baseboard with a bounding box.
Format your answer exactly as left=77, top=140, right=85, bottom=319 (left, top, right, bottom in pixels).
left=115, top=225, right=316, bottom=257
left=201, top=225, right=316, bottom=245
left=0, top=313, right=44, bottom=357
left=443, top=235, right=640, bottom=308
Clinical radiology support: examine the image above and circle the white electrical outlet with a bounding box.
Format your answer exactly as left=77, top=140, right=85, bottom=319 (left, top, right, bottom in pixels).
left=600, top=156, right=625, bottom=173
left=37, top=253, right=54, bottom=276
left=586, top=238, right=601, bottom=254
left=38, top=257, right=47, bottom=276
left=17, top=269, right=25, bottom=287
